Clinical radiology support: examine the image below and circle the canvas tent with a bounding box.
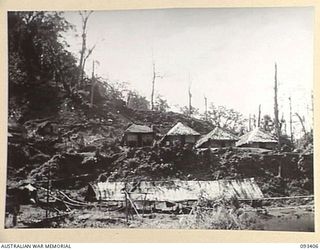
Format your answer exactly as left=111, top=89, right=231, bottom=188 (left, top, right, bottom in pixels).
left=122, top=124, right=154, bottom=147
left=160, top=122, right=200, bottom=146
left=236, top=127, right=278, bottom=150
left=195, top=127, right=239, bottom=148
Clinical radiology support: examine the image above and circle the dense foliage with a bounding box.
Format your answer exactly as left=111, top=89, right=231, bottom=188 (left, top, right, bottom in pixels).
left=8, top=11, right=78, bottom=120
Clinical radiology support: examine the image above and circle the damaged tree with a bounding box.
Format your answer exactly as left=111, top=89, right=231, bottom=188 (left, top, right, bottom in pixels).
left=150, top=60, right=163, bottom=110
left=257, top=104, right=261, bottom=128
left=77, top=11, right=95, bottom=88
left=274, top=63, right=281, bottom=149
left=188, top=74, right=192, bottom=116
left=295, top=112, right=307, bottom=138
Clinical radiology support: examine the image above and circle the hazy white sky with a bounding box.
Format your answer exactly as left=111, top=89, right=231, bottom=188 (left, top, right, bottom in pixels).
left=62, top=7, right=314, bottom=134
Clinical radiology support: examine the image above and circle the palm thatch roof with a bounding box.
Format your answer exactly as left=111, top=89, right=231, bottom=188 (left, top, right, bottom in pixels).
left=91, top=178, right=263, bottom=202
left=166, top=122, right=200, bottom=136
left=195, top=127, right=239, bottom=148
left=236, top=127, right=277, bottom=147
left=125, top=124, right=153, bottom=134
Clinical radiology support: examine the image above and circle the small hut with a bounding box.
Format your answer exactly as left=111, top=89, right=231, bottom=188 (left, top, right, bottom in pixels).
left=161, top=122, right=200, bottom=146
left=122, top=124, right=154, bottom=147
left=236, top=127, right=278, bottom=150
left=195, top=127, right=239, bottom=148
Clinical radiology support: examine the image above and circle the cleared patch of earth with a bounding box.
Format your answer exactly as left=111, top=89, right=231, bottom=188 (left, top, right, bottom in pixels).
left=8, top=203, right=314, bottom=231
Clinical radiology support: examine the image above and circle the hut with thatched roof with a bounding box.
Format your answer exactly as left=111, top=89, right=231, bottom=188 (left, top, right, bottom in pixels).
left=195, top=127, right=239, bottom=148
left=236, top=127, right=277, bottom=150
left=122, top=124, right=155, bottom=147
left=160, top=122, right=200, bottom=146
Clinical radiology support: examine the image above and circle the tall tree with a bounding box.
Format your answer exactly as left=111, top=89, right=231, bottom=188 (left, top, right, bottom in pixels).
left=295, top=112, right=307, bottom=138
left=77, top=11, right=94, bottom=88
left=188, top=73, right=192, bottom=116
left=204, top=96, right=208, bottom=121
left=274, top=63, right=281, bottom=149
left=8, top=12, right=75, bottom=85
left=257, top=104, right=261, bottom=128
left=150, top=61, right=163, bottom=110
left=289, top=97, right=293, bottom=143
left=8, top=11, right=77, bottom=119
left=311, top=90, right=314, bottom=132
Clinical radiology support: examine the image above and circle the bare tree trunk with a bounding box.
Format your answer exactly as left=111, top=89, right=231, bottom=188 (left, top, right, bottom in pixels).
left=289, top=97, right=293, bottom=143
left=274, top=63, right=281, bottom=149
left=311, top=91, right=314, bottom=132
left=90, top=60, right=95, bottom=107
left=257, top=104, right=261, bottom=128
left=295, top=112, right=307, bottom=138
left=187, top=73, right=192, bottom=116
left=188, top=84, right=192, bottom=116
left=77, top=11, right=93, bottom=88
left=151, top=61, right=156, bottom=110
left=204, top=96, right=208, bottom=121
left=249, top=113, right=251, bottom=131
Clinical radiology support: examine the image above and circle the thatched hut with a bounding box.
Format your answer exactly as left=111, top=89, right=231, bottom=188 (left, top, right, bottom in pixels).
left=122, top=124, right=154, bottom=147
left=160, top=122, right=200, bottom=146
left=195, top=127, right=239, bottom=148
left=236, top=127, right=277, bottom=150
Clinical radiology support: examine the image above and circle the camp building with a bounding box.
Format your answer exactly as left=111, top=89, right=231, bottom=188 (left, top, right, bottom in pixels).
left=236, top=127, right=278, bottom=150
left=161, top=122, right=200, bottom=146
left=195, top=127, right=239, bottom=148
left=122, top=124, right=154, bottom=147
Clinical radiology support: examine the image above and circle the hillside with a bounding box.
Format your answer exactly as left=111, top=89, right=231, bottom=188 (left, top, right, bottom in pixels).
left=7, top=93, right=213, bottom=183
left=7, top=94, right=313, bottom=202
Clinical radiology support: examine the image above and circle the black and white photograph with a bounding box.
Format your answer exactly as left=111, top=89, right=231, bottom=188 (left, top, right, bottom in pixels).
left=5, top=7, right=314, bottom=231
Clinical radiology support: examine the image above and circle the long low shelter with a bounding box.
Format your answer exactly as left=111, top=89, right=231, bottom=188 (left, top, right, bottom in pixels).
left=88, top=178, right=263, bottom=202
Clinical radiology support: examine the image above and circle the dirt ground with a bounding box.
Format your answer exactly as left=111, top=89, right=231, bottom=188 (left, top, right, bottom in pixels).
left=7, top=200, right=314, bottom=231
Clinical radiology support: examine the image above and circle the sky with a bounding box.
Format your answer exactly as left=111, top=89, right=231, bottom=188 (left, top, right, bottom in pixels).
left=62, top=7, right=314, bottom=136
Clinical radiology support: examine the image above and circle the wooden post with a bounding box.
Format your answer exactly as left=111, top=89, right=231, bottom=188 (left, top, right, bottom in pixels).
left=125, top=192, right=128, bottom=224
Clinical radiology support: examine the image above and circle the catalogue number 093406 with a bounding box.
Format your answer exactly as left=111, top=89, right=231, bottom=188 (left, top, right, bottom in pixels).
left=300, top=244, right=319, bottom=248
